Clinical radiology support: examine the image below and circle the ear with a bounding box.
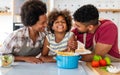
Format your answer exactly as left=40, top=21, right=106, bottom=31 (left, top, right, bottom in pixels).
left=88, top=25, right=94, bottom=31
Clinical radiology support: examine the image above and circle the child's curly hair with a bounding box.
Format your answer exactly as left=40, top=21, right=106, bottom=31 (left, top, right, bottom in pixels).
left=48, top=9, right=72, bottom=33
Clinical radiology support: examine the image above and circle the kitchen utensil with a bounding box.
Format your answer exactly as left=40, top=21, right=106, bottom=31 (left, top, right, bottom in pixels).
left=47, top=45, right=58, bottom=53
left=1, top=54, right=14, bottom=67
left=56, top=55, right=81, bottom=69
left=107, top=65, right=120, bottom=73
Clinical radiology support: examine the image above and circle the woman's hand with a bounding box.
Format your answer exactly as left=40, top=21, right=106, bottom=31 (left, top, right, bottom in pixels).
left=15, top=56, right=43, bottom=64
left=24, top=57, right=43, bottom=64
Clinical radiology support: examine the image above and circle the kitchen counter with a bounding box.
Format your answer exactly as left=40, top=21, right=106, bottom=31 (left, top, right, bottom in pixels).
left=0, top=61, right=94, bottom=75
left=87, top=62, right=120, bottom=75
left=0, top=62, right=119, bottom=75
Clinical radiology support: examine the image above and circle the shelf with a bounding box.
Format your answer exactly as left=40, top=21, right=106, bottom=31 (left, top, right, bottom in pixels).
left=98, top=9, right=120, bottom=12
left=0, top=12, right=12, bottom=15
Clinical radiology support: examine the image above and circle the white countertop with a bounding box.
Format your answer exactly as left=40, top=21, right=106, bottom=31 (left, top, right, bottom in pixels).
left=0, top=61, right=95, bottom=75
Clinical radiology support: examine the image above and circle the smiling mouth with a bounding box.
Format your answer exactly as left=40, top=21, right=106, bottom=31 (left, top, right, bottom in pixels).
left=57, top=25, right=64, bottom=29
left=39, top=27, right=45, bottom=32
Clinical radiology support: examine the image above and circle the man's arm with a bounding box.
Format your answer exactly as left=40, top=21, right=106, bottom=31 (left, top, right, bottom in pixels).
left=81, top=42, right=112, bottom=61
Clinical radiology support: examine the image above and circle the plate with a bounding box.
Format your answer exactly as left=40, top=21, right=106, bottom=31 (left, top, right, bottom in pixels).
left=75, top=49, right=91, bottom=55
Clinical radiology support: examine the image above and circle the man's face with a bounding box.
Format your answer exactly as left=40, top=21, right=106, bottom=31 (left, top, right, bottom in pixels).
left=74, top=21, right=89, bottom=34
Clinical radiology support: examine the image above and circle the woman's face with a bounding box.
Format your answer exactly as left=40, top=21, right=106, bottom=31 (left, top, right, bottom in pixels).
left=31, top=14, right=47, bottom=32
left=52, top=16, right=67, bottom=33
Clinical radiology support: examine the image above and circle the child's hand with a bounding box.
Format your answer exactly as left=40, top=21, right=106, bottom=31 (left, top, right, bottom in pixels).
left=40, top=56, right=56, bottom=63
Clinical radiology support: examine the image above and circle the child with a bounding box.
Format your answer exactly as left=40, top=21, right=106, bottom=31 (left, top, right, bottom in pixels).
left=41, top=9, right=76, bottom=62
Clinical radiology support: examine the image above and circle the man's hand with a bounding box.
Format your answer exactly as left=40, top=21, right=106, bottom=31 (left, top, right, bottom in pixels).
left=68, top=40, right=77, bottom=50
left=67, top=35, right=78, bottom=51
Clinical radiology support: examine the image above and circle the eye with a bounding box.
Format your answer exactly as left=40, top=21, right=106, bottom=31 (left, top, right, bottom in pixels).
left=75, top=24, right=80, bottom=27
left=55, top=21, right=59, bottom=24
left=61, top=21, right=66, bottom=23
left=41, top=21, right=47, bottom=25
left=54, top=20, right=59, bottom=24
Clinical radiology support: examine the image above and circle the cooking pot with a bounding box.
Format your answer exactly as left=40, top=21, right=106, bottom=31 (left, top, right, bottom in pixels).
left=56, top=55, right=81, bottom=69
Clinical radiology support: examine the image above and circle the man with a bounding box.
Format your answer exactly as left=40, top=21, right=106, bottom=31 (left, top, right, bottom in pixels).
left=72, top=4, right=120, bottom=62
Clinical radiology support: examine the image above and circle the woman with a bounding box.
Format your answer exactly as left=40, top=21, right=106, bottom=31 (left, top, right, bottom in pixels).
left=1, top=0, right=47, bottom=63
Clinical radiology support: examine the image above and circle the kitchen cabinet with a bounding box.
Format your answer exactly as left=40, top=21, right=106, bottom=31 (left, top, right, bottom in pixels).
left=0, top=0, right=13, bottom=15
left=13, top=0, right=50, bottom=30
left=13, top=0, right=50, bottom=23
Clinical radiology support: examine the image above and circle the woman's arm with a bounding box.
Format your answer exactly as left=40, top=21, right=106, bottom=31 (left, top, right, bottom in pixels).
left=15, top=56, right=43, bottom=64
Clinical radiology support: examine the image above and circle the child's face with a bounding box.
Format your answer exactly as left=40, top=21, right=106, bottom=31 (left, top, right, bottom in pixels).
left=52, top=16, right=67, bottom=33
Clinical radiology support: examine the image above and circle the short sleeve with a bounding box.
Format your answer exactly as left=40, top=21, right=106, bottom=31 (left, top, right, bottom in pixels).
left=46, top=34, right=50, bottom=43
left=2, top=32, right=17, bottom=54
left=69, top=32, right=74, bottom=38
left=97, top=24, right=118, bottom=45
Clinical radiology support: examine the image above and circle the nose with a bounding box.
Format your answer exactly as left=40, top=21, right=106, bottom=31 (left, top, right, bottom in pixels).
left=73, top=24, right=77, bottom=28
left=58, top=21, right=63, bottom=25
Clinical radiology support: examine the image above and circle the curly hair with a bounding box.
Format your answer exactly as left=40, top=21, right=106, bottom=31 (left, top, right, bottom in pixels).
left=48, top=9, right=72, bottom=33
left=20, top=0, right=47, bottom=26
left=73, top=4, right=99, bottom=26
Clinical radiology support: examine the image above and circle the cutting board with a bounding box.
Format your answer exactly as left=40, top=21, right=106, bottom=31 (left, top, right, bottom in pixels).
left=86, top=62, right=120, bottom=75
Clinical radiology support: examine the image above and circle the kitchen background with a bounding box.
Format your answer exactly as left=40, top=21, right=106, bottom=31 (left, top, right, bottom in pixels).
left=0, top=0, right=120, bottom=48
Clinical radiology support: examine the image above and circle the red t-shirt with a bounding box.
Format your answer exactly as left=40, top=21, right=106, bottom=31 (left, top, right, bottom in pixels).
left=72, top=20, right=120, bottom=58
left=72, top=28, right=94, bottom=49
left=95, top=20, right=119, bottom=58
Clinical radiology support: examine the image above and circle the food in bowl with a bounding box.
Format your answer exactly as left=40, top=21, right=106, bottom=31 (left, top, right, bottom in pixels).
left=75, top=47, right=86, bottom=53
left=2, top=54, right=14, bottom=67
left=57, top=51, right=74, bottom=56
